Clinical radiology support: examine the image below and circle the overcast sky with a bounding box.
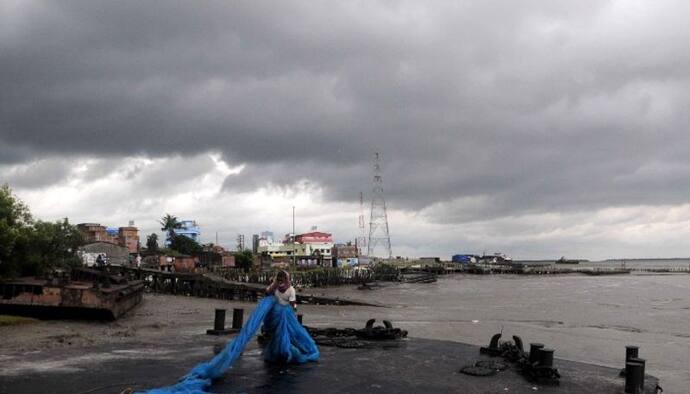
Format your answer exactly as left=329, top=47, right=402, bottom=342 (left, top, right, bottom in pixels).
left=2, top=1, right=690, bottom=259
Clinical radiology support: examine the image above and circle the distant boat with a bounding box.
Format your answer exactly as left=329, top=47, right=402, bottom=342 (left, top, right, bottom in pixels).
left=556, top=256, right=580, bottom=264
left=479, top=253, right=512, bottom=264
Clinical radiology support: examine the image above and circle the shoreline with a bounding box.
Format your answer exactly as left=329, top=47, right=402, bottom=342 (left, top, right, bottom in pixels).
left=1, top=275, right=686, bottom=392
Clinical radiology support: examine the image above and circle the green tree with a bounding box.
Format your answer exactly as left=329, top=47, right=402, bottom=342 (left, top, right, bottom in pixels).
left=146, top=233, right=159, bottom=252
left=234, top=249, right=254, bottom=272
left=22, top=219, right=84, bottom=271
left=159, top=214, right=181, bottom=243
left=0, top=184, right=33, bottom=277
left=169, top=234, right=202, bottom=255
left=0, top=185, right=84, bottom=278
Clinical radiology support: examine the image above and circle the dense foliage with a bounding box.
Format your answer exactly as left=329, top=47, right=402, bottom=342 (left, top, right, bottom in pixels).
left=146, top=233, right=159, bottom=252
left=0, top=185, right=84, bottom=278
left=233, top=249, right=254, bottom=271
left=168, top=233, right=203, bottom=256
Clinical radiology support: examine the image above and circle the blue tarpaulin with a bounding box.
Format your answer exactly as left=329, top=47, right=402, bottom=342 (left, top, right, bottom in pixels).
left=139, top=296, right=319, bottom=394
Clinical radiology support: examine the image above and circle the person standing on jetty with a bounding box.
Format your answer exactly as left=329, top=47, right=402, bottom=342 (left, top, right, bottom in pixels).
left=140, top=270, right=318, bottom=393
left=262, top=270, right=318, bottom=363
left=265, top=270, right=297, bottom=311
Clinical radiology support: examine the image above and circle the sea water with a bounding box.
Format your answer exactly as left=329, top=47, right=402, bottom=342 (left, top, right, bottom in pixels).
left=307, top=269, right=690, bottom=392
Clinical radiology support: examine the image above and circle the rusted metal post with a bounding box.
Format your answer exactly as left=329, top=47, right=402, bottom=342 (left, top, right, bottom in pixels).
left=232, top=308, right=244, bottom=330
left=214, top=308, right=226, bottom=331
left=207, top=308, right=231, bottom=335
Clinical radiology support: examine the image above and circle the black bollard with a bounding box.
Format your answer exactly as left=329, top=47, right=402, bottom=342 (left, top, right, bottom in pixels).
left=625, top=360, right=645, bottom=394
left=232, top=308, right=244, bottom=330
left=529, top=343, right=545, bottom=364
left=538, top=348, right=555, bottom=368
left=207, top=308, right=232, bottom=335
left=297, top=314, right=303, bottom=324
left=626, top=345, right=639, bottom=362
left=630, top=358, right=646, bottom=390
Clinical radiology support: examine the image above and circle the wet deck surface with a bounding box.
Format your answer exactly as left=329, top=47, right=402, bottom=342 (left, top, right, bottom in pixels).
left=0, top=336, right=659, bottom=394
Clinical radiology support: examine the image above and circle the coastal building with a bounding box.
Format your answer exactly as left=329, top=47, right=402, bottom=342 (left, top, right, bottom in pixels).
left=252, top=234, right=260, bottom=254
left=295, top=231, right=333, bottom=265
left=77, top=222, right=140, bottom=253
left=118, top=226, right=139, bottom=254
left=198, top=244, right=236, bottom=268
left=158, top=254, right=199, bottom=272
left=166, top=220, right=201, bottom=245
left=451, top=254, right=478, bottom=264
left=259, top=231, right=274, bottom=246
left=332, top=244, right=359, bottom=267
left=79, top=242, right=130, bottom=266
left=257, top=230, right=334, bottom=266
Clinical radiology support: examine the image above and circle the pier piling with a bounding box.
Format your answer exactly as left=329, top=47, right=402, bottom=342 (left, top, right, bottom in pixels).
left=232, top=308, right=244, bottom=330
left=206, top=308, right=232, bottom=335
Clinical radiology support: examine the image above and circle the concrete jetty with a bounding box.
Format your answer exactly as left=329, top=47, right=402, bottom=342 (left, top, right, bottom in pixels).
left=0, top=336, right=659, bottom=393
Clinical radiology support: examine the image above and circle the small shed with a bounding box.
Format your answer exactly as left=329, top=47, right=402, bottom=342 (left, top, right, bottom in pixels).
left=79, top=242, right=130, bottom=266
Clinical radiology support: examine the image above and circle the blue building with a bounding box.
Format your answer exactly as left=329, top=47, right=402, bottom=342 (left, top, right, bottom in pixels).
left=167, top=220, right=201, bottom=244
left=452, top=254, right=477, bottom=264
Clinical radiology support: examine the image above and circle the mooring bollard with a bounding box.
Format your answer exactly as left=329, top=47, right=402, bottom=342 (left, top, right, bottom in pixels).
left=214, top=308, right=226, bottom=331
left=206, top=308, right=232, bottom=335
left=529, top=343, right=545, bottom=364
left=232, top=308, right=244, bottom=330
left=630, top=357, right=646, bottom=391
left=625, top=360, right=645, bottom=394
left=538, top=348, right=555, bottom=368
left=297, top=313, right=303, bottom=324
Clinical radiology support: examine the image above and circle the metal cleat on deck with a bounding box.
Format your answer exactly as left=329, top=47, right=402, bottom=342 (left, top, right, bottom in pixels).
left=479, top=333, right=503, bottom=356
left=357, top=318, right=408, bottom=340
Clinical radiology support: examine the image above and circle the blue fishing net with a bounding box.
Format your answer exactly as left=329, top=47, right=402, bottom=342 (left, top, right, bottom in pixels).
left=139, top=296, right=319, bottom=394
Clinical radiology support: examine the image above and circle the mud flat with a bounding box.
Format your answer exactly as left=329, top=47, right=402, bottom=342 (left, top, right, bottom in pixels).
left=0, top=275, right=678, bottom=393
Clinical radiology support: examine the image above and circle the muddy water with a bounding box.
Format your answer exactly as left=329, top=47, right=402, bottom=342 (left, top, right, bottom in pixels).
left=302, top=274, right=690, bottom=393
left=1, top=274, right=688, bottom=392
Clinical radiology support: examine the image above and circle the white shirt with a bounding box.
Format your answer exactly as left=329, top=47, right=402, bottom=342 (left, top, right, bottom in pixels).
left=274, top=286, right=296, bottom=306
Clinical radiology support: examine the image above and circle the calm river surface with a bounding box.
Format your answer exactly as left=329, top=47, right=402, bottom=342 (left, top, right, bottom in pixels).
left=307, top=272, right=690, bottom=392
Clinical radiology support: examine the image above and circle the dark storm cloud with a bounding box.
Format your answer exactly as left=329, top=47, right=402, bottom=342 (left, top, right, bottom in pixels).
left=2, top=0, right=690, bottom=223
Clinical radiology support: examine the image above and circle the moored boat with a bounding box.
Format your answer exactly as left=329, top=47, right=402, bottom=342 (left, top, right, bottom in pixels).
left=0, top=267, right=143, bottom=320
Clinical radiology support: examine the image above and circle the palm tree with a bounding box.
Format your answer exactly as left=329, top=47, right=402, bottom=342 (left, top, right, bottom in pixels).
left=159, top=214, right=181, bottom=243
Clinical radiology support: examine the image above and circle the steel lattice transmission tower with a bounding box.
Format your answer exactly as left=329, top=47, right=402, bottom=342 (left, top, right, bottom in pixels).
left=357, top=191, right=367, bottom=255
left=367, top=152, right=392, bottom=259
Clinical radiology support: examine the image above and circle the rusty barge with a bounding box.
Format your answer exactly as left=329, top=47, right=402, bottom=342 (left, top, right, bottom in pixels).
left=0, top=268, right=143, bottom=320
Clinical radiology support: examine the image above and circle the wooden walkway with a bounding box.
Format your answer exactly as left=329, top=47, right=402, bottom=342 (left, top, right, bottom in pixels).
left=106, top=266, right=379, bottom=306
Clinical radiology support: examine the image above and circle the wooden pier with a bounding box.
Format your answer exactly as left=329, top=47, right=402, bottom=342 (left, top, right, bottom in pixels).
left=106, top=266, right=379, bottom=306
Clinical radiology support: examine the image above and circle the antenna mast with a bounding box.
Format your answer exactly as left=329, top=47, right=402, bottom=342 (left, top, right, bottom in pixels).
left=367, top=152, right=392, bottom=259
left=236, top=234, right=245, bottom=252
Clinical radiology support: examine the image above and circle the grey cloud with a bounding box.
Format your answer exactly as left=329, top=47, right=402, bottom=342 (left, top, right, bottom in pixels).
left=2, top=0, right=690, bottom=226
left=0, top=158, right=72, bottom=189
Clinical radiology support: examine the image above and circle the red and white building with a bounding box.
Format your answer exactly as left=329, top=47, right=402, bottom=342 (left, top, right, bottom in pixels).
left=257, top=230, right=334, bottom=266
